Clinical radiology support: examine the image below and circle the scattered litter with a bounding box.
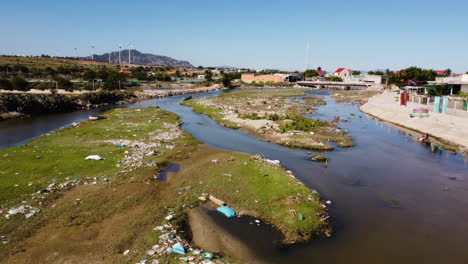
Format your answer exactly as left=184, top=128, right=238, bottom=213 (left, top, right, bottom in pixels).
left=165, top=215, right=174, bottom=221
left=123, top=249, right=130, bottom=255
left=85, top=155, right=104, bottom=160
left=202, top=252, right=214, bottom=260
left=211, top=160, right=219, bottom=164
left=217, top=206, right=236, bottom=218
left=5, top=205, right=40, bottom=219
left=209, top=195, right=226, bottom=206
left=325, top=200, right=332, bottom=205
left=172, top=242, right=185, bottom=254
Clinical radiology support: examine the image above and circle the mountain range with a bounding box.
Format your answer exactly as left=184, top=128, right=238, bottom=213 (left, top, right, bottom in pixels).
left=84, top=50, right=193, bottom=67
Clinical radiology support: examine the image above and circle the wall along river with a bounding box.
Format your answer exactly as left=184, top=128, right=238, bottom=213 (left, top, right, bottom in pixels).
left=1, top=90, right=468, bottom=263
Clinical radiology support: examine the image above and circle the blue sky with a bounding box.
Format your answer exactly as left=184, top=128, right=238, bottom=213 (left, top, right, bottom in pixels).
left=2, top=0, right=468, bottom=72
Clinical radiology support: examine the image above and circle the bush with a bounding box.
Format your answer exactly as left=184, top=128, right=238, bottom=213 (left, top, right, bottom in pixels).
left=0, top=79, right=13, bottom=90
left=78, top=90, right=134, bottom=104
left=0, top=93, right=76, bottom=114
left=11, top=76, right=29, bottom=91
left=239, top=112, right=263, bottom=120
left=280, top=115, right=329, bottom=132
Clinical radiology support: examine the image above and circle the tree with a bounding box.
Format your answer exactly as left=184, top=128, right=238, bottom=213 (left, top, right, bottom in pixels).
left=352, top=71, right=361, bottom=75
left=204, top=70, right=213, bottom=82
left=11, top=76, right=29, bottom=91
left=0, top=78, right=13, bottom=90
left=54, top=76, right=73, bottom=91
left=303, top=69, right=318, bottom=78
left=83, top=69, right=97, bottom=81
left=326, top=76, right=343, bottom=82
left=317, top=66, right=322, bottom=71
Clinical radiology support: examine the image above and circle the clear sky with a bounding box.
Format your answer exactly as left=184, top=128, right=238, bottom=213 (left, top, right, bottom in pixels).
left=2, top=0, right=468, bottom=72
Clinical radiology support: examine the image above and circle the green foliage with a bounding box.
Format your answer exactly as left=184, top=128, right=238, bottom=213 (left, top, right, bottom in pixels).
left=326, top=76, right=343, bottom=82
left=0, top=93, right=76, bottom=114
left=280, top=115, right=328, bottom=133
left=11, top=76, right=29, bottom=91
left=0, top=78, right=12, bottom=90
left=303, top=69, right=318, bottom=78
left=53, top=76, right=73, bottom=91
left=77, top=90, right=134, bottom=104
left=204, top=70, right=213, bottom=82
left=267, top=113, right=281, bottom=121
left=83, top=69, right=97, bottom=81
left=0, top=91, right=134, bottom=115
left=368, top=71, right=385, bottom=75
left=240, top=112, right=263, bottom=120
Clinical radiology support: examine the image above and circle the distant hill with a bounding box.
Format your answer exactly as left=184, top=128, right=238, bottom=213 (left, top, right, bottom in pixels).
left=84, top=50, right=193, bottom=68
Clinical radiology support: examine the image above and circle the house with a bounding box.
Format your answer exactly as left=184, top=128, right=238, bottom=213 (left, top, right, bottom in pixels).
left=120, top=68, right=131, bottom=75
left=352, top=74, right=383, bottom=84
left=334, top=68, right=353, bottom=79
left=435, top=70, right=448, bottom=76
left=317, top=70, right=327, bottom=77
left=435, top=74, right=468, bottom=93
left=241, top=73, right=300, bottom=83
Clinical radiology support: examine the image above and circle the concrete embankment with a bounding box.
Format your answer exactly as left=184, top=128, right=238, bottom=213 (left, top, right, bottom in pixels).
left=135, top=84, right=223, bottom=99
left=361, top=91, right=468, bottom=149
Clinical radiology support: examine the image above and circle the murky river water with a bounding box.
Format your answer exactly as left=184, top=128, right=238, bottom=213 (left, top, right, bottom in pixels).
left=1, top=90, right=467, bottom=263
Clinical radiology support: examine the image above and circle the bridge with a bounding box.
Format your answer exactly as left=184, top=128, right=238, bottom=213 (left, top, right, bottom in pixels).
left=297, top=81, right=370, bottom=90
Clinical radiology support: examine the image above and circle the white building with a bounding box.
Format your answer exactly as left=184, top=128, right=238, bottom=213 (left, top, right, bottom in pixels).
left=436, top=74, right=468, bottom=93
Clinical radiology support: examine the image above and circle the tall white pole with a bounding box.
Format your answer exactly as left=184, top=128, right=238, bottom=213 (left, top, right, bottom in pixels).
left=108, top=50, right=111, bottom=63
left=91, top=45, right=94, bottom=61
left=305, top=40, right=310, bottom=71
left=118, top=44, right=122, bottom=64
left=74, top=48, right=77, bottom=59
left=128, top=44, right=131, bottom=64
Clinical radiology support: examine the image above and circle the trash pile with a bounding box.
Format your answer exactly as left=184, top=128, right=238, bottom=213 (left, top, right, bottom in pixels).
left=3, top=205, right=40, bottom=219
left=101, top=139, right=162, bottom=173
left=132, top=212, right=224, bottom=264
left=3, top=176, right=111, bottom=220
left=149, top=122, right=183, bottom=142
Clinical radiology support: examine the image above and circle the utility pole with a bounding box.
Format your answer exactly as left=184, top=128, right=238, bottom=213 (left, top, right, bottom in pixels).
left=91, top=45, right=95, bottom=61
left=118, top=44, right=122, bottom=64
left=128, top=44, right=132, bottom=64
left=305, top=40, right=310, bottom=71
left=108, top=51, right=111, bottom=63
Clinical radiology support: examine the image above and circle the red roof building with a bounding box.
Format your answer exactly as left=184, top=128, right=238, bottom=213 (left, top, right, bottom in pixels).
left=334, top=68, right=353, bottom=78
left=435, top=70, right=448, bottom=76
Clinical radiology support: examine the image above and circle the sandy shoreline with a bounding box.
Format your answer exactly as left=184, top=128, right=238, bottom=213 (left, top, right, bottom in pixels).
left=361, top=91, right=468, bottom=149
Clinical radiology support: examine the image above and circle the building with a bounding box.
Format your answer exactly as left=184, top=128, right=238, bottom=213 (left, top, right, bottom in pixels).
left=317, top=70, right=327, bottom=77
left=334, top=68, right=353, bottom=79
left=352, top=74, right=383, bottom=84
left=435, top=74, right=468, bottom=93
left=435, top=70, right=448, bottom=76
left=241, top=73, right=301, bottom=83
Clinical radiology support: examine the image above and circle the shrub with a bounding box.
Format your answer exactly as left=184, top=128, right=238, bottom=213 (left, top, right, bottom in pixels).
left=0, top=79, right=13, bottom=90
left=11, top=76, right=29, bottom=91
left=280, top=115, right=329, bottom=132
left=78, top=90, right=134, bottom=104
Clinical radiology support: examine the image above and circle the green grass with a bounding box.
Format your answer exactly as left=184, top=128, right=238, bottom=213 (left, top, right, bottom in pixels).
left=181, top=99, right=239, bottom=128
left=0, top=105, right=328, bottom=263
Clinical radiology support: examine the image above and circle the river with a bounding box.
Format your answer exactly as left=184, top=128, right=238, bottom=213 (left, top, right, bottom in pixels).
left=1, top=90, right=467, bottom=263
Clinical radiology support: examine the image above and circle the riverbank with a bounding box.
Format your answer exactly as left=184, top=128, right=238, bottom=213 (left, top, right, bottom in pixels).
left=0, top=106, right=328, bottom=263
left=361, top=91, right=468, bottom=150
left=182, top=89, right=354, bottom=151
left=0, top=91, right=136, bottom=120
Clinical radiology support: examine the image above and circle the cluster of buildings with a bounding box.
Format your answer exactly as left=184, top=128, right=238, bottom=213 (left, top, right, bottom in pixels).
left=240, top=68, right=384, bottom=85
